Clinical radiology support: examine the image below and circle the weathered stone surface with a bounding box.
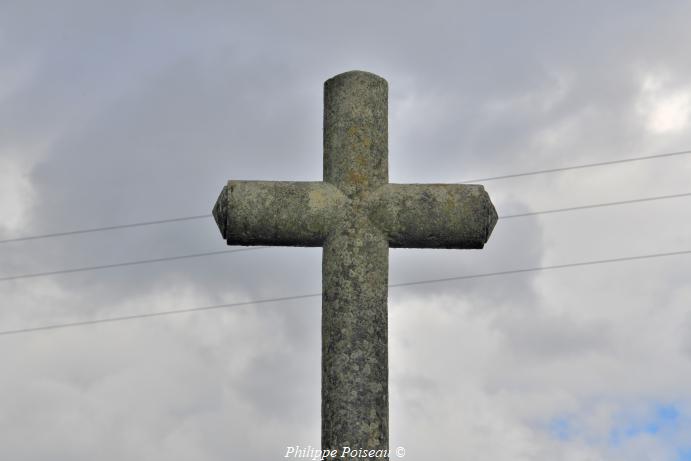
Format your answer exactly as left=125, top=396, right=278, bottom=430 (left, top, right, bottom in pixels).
left=324, top=70, right=388, bottom=198
left=366, top=183, right=498, bottom=249
left=213, top=70, right=498, bottom=460
left=321, top=71, right=390, bottom=455
left=213, top=180, right=346, bottom=246
left=322, top=218, right=388, bottom=454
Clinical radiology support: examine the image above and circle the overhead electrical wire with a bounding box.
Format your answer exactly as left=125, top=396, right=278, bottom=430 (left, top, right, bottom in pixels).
left=458, top=148, right=691, bottom=183
left=0, top=247, right=267, bottom=282
left=1, top=247, right=689, bottom=337
left=498, top=191, right=691, bottom=219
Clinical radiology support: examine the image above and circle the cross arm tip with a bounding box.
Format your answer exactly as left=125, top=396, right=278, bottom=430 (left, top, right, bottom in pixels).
left=213, top=184, right=229, bottom=239
left=486, top=195, right=498, bottom=243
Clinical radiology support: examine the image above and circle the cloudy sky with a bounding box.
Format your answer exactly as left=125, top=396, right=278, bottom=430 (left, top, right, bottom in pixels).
left=1, top=1, right=691, bottom=460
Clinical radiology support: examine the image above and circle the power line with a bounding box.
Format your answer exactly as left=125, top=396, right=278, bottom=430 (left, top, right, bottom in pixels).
left=1, top=191, right=689, bottom=283
left=0, top=247, right=266, bottom=282
left=389, top=248, right=691, bottom=288
left=1, top=247, right=689, bottom=337
left=0, top=292, right=320, bottom=336
left=498, top=191, right=691, bottom=219
left=460, top=148, right=691, bottom=183
left=2, top=148, right=690, bottom=245
left=0, top=214, right=211, bottom=244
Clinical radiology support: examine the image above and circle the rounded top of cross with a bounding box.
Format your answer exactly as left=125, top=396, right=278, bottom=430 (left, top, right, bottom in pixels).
left=326, top=70, right=388, bottom=86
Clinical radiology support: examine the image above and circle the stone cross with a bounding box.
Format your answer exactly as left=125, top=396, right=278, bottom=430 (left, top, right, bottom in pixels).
left=213, top=70, right=497, bottom=459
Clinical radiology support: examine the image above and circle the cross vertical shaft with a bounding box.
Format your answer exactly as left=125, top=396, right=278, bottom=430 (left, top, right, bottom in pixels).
left=322, top=72, right=389, bottom=452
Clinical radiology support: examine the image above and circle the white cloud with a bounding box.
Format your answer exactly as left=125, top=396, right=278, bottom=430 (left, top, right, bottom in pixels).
left=638, top=74, right=691, bottom=134
left=0, top=152, right=35, bottom=234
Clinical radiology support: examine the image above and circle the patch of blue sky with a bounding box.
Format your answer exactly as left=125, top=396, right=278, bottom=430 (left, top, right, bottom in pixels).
left=549, top=416, right=572, bottom=441
left=547, top=401, right=689, bottom=456
left=609, top=403, right=684, bottom=448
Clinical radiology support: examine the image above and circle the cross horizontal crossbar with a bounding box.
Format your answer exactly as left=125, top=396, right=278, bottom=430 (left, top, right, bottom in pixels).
left=213, top=181, right=496, bottom=249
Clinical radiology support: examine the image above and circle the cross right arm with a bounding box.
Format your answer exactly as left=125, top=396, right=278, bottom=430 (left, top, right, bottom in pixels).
left=365, top=183, right=498, bottom=249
